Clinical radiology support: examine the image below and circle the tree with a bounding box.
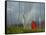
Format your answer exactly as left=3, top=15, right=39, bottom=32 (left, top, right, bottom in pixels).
left=23, top=15, right=26, bottom=29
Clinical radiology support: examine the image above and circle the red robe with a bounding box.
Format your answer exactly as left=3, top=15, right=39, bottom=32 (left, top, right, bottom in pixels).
left=31, top=21, right=37, bottom=29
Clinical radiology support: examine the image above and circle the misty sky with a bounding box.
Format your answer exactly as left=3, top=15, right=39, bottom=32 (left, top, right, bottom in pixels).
left=7, top=2, right=45, bottom=24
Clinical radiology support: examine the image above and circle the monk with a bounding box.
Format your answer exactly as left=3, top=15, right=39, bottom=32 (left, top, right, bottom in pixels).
left=31, top=20, right=38, bottom=32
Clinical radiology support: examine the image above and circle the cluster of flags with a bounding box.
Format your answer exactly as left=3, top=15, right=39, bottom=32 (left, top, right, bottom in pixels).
left=31, top=20, right=45, bottom=30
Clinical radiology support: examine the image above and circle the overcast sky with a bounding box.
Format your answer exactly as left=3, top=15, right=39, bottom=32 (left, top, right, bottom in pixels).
left=7, top=2, right=45, bottom=24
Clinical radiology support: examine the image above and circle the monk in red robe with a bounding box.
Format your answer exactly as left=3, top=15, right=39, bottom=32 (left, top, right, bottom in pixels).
left=31, top=20, right=38, bottom=31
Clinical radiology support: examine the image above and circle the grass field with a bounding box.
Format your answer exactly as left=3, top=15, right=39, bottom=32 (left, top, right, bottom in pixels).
left=6, top=25, right=45, bottom=34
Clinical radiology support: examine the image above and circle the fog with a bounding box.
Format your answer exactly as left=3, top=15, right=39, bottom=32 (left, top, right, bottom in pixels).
left=7, top=2, right=45, bottom=25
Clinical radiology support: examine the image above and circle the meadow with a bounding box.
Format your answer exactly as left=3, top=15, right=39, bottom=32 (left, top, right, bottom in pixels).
left=6, top=24, right=45, bottom=34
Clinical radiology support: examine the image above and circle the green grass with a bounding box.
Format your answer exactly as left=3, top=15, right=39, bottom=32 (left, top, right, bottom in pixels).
left=6, top=26, right=45, bottom=34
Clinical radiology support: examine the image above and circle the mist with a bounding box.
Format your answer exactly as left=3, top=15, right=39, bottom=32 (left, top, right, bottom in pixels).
left=7, top=2, right=45, bottom=25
